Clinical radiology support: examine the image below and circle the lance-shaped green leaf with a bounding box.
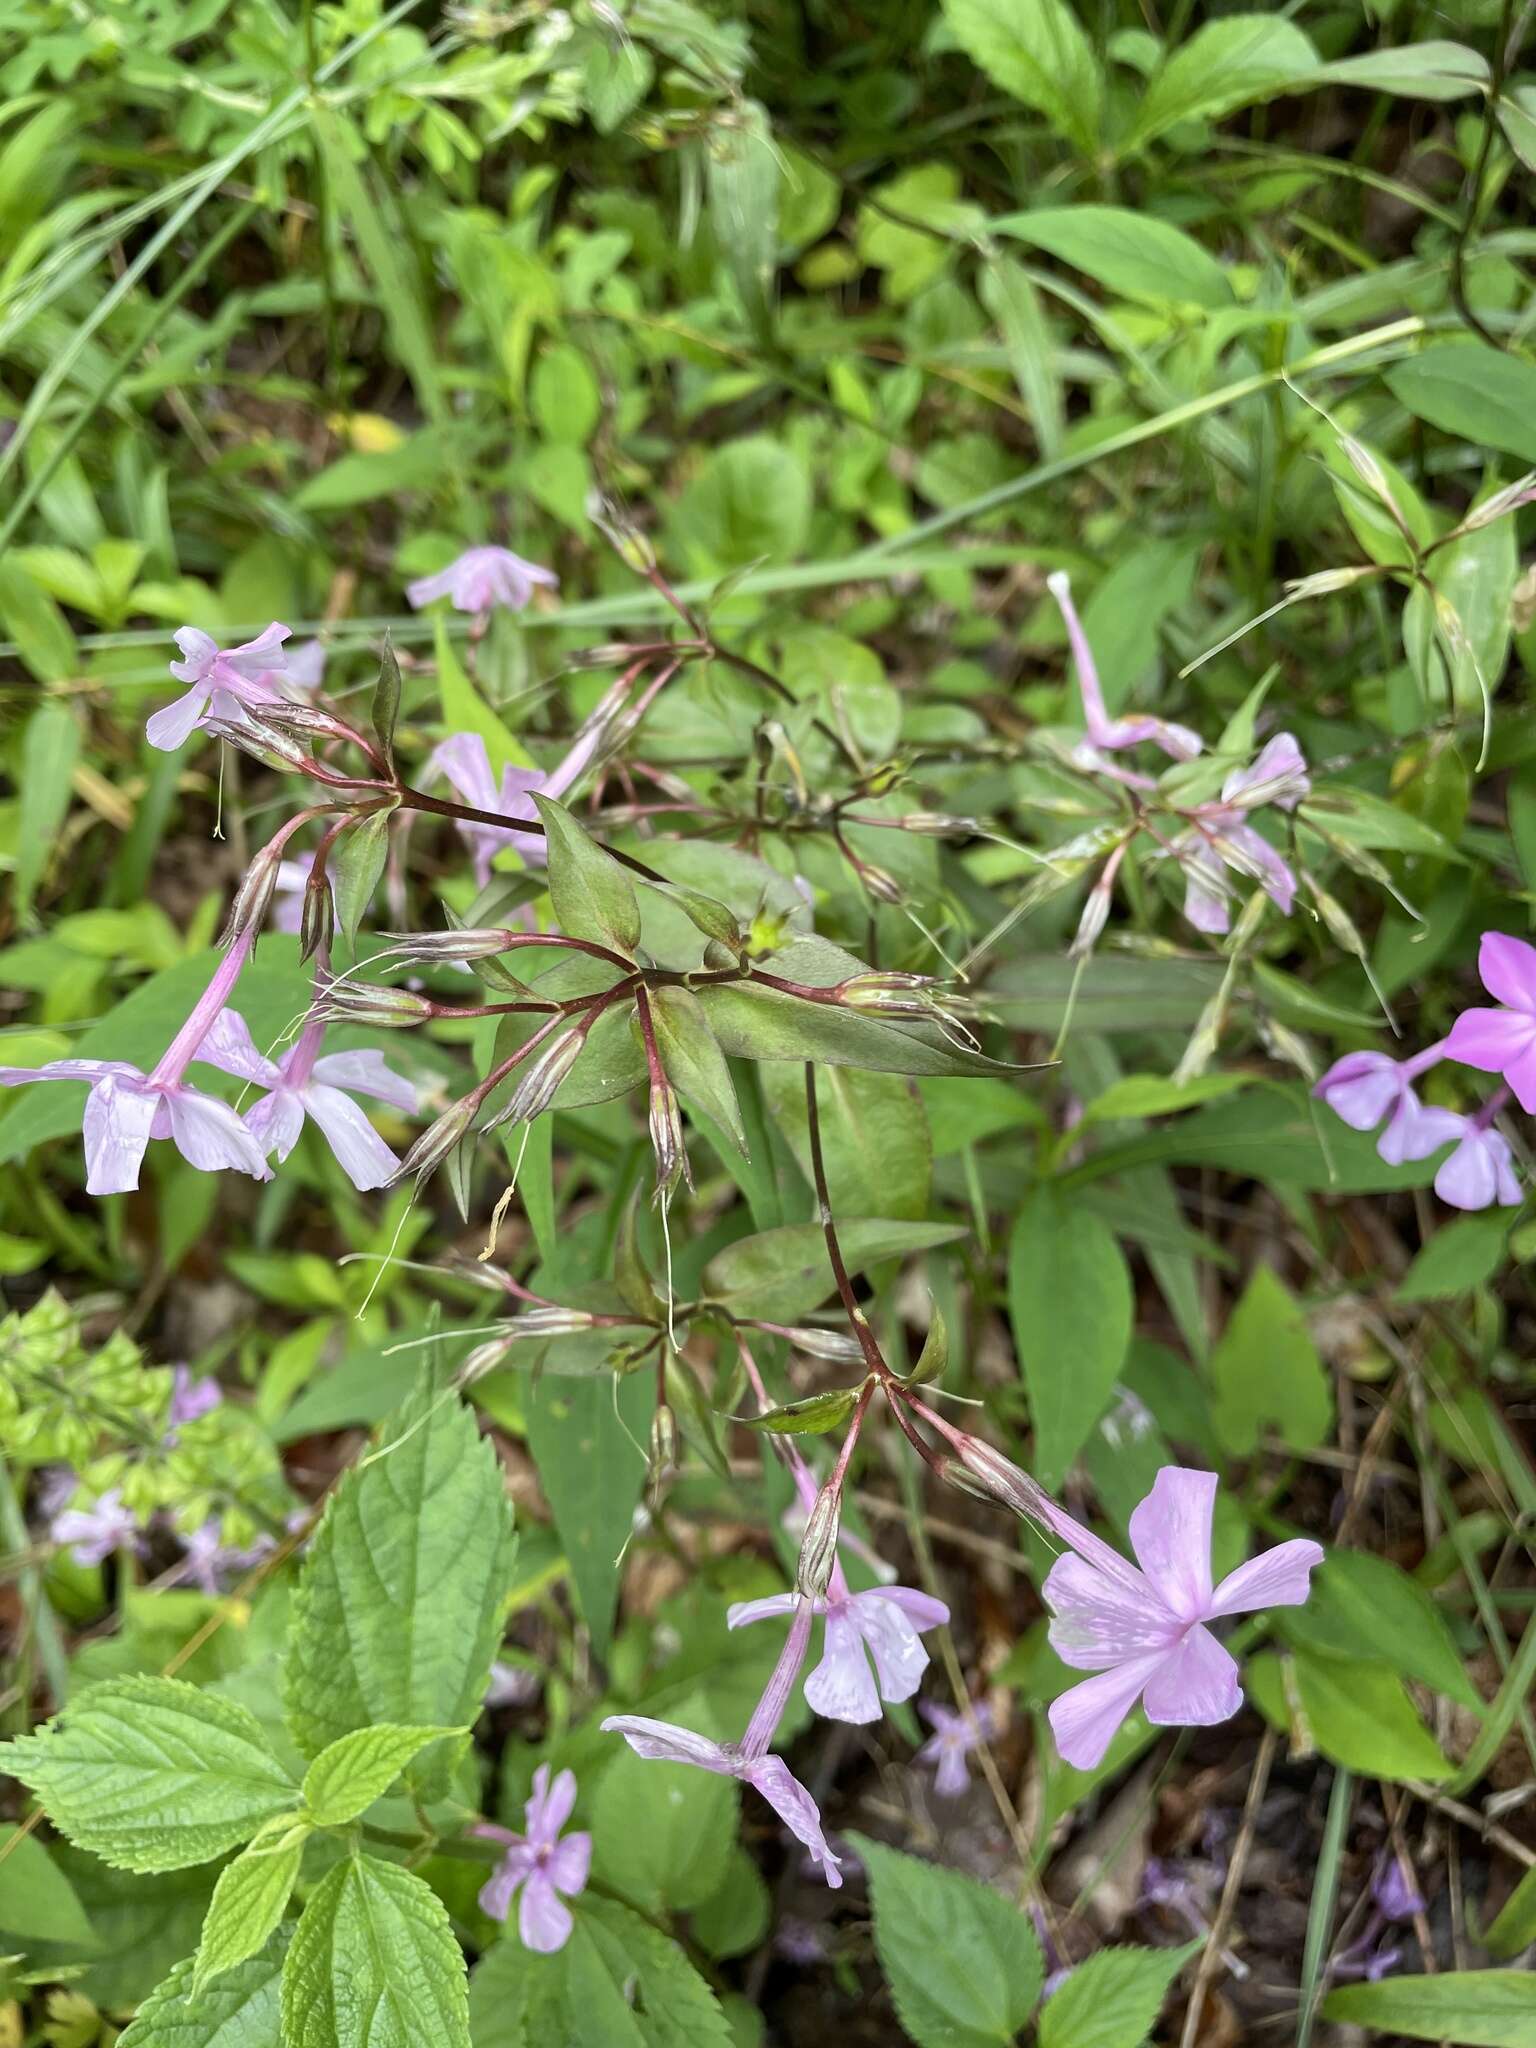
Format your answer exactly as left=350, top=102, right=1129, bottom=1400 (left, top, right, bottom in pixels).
left=282, top=1385, right=515, bottom=1797
left=904, top=1303, right=948, bottom=1385
left=192, top=1818, right=307, bottom=1991
left=282, top=1855, right=469, bottom=2048
left=331, top=805, right=396, bottom=945
left=742, top=1386, right=861, bottom=1436
left=301, top=1724, right=462, bottom=1827
left=1009, top=1187, right=1132, bottom=1488
left=9, top=1676, right=297, bottom=1873
left=613, top=1192, right=666, bottom=1323
left=532, top=794, right=641, bottom=955
left=705, top=98, right=779, bottom=345
left=696, top=979, right=998, bottom=1078
left=704, top=1219, right=966, bottom=1323
left=649, top=985, right=746, bottom=1154
left=119, top=1925, right=290, bottom=2048
left=1321, top=1971, right=1536, bottom=2045
left=640, top=877, right=743, bottom=955
left=371, top=632, right=402, bottom=772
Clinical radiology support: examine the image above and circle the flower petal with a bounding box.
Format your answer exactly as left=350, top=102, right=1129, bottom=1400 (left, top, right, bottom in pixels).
left=1140, top=1623, right=1241, bottom=1728
left=169, top=628, right=218, bottom=682
left=518, top=1870, right=573, bottom=1954
left=146, top=684, right=212, bottom=751
left=742, top=1756, right=843, bottom=1888
left=244, top=1089, right=307, bottom=1163
left=1435, top=1130, right=1520, bottom=1210
left=1314, top=1053, right=1404, bottom=1132
left=1444, top=1007, right=1536, bottom=1081
left=1128, top=1468, right=1216, bottom=1622
left=222, top=623, right=290, bottom=680
left=527, top=1763, right=577, bottom=1845
left=727, top=1593, right=802, bottom=1630
left=429, top=733, right=500, bottom=814
left=194, top=1010, right=281, bottom=1087
left=478, top=1860, right=522, bottom=1923
left=1044, top=1553, right=1178, bottom=1672
left=1477, top=931, right=1536, bottom=1015
left=310, top=1046, right=417, bottom=1112
left=0, top=1059, right=135, bottom=1086
left=548, top=1830, right=590, bottom=1897
left=1048, top=1654, right=1164, bottom=1771
left=165, top=1087, right=272, bottom=1178
left=82, top=1076, right=159, bottom=1195
left=600, top=1715, right=733, bottom=1773
left=302, top=1083, right=400, bottom=1190
left=1377, top=1094, right=1464, bottom=1166
left=852, top=1592, right=938, bottom=1707
left=803, top=1607, right=881, bottom=1725
left=1208, top=1538, right=1324, bottom=1619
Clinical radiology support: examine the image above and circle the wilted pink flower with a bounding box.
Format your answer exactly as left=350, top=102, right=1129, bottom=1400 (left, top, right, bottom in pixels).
left=1048, top=572, right=1203, bottom=776
left=603, top=1602, right=843, bottom=1888
left=915, top=1697, right=995, bottom=1798
left=1444, top=932, right=1536, bottom=1110
left=407, top=546, right=557, bottom=618
left=147, top=624, right=291, bottom=751
left=1220, top=732, right=1311, bottom=812
left=51, top=1488, right=141, bottom=1566
left=727, top=1582, right=948, bottom=1726
left=197, top=1012, right=415, bottom=1192
left=0, top=930, right=271, bottom=1194
left=1168, top=733, right=1310, bottom=934
left=1045, top=1468, right=1322, bottom=1770
left=474, top=1764, right=590, bottom=1953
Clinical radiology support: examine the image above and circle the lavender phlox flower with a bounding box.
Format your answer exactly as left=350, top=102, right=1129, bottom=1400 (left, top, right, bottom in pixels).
left=0, top=929, right=272, bottom=1194
left=285, top=640, right=327, bottom=692
left=727, top=1580, right=948, bottom=1726
left=1141, top=1857, right=1249, bottom=1979
left=1373, top=1853, right=1425, bottom=1922
left=407, top=545, right=557, bottom=618
left=915, top=1697, right=995, bottom=1798
left=146, top=624, right=292, bottom=751
left=1163, top=732, right=1311, bottom=935
left=1043, top=1467, right=1322, bottom=1770
left=602, top=1601, right=844, bottom=1888
left=427, top=727, right=606, bottom=886
left=1313, top=1043, right=1446, bottom=1149
left=1048, top=572, right=1203, bottom=771
left=168, top=1365, right=222, bottom=1429
left=1366, top=1090, right=1522, bottom=1210
left=1445, top=932, right=1536, bottom=1111
left=175, top=1521, right=275, bottom=1595
left=51, top=1488, right=141, bottom=1566
left=196, top=1010, right=415, bottom=1192
left=473, top=1764, right=590, bottom=1953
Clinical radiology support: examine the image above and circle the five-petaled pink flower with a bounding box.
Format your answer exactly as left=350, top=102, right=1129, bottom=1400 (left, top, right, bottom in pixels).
left=1170, top=735, right=1310, bottom=935
left=1045, top=1468, right=1322, bottom=1770
left=428, top=730, right=608, bottom=887
left=727, top=1582, right=948, bottom=1726
left=197, top=1012, right=415, bottom=1192
left=1049, top=571, right=1203, bottom=780
left=51, top=1488, right=141, bottom=1566
left=474, top=1764, right=590, bottom=1953
left=0, top=930, right=271, bottom=1195
left=603, top=1603, right=843, bottom=1888
left=147, top=625, right=292, bottom=752
left=1386, top=1099, right=1522, bottom=1210
left=1444, top=933, right=1536, bottom=1111
left=915, top=1697, right=995, bottom=1798
left=407, top=546, right=557, bottom=619
left=1312, top=1042, right=1450, bottom=1164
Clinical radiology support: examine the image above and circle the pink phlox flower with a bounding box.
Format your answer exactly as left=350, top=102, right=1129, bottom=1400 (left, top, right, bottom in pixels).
left=602, top=1601, right=843, bottom=1888
left=407, top=546, right=557, bottom=618
left=727, top=1582, right=949, bottom=1727
left=0, top=1057, right=271, bottom=1196
left=1314, top=1050, right=1419, bottom=1135
left=1427, top=1110, right=1520, bottom=1210
left=1045, top=1467, right=1322, bottom=1770
left=1444, top=932, right=1536, bottom=1111
left=427, top=733, right=549, bottom=884
left=285, top=640, right=327, bottom=692
left=175, top=1520, right=274, bottom=1595
left=271, top=859, right=312, bottom=934
left=147, top=624, right=292, bottom=751
left=915, top=1696, right=995, bottom=1799
left=1168, top=733, right=1311, bottom=934
left=51, top=1488, right=141, bottom=1566
left=197, top=1011, right=415, bottom=1192
left=1048, top=572, right=1203, bottom=772
left=167, top=1365, right=222, bottom=1439
left=1219, top=732, right=1311, bottom=812
left=473, top=1764, right=590, bottom=1953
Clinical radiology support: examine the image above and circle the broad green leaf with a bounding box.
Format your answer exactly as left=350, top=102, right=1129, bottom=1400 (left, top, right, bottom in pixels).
left=993, top=205, right=1230, bottom=309
left=1037, top=1941, right=1199, bottom=2048
left=1387, top=346, right=1536, bottom=465
left=668, top=436, right=812, bottom=573
left=0, top=1824, right=97, bottom=1947
left=282, top=1855, right=469, bottom=2048
left=533, top=795, right=641, bottom=956
left=118, top=1925, right=289, bottom=2048
left=9, top=1676, right=296, bottom=1873
left=649, top=986, right=747, bottom=1155
left=193, top=1827, right=304, bottom=1991
left=282, top=1385, right=515, bottom=1795
left=301, top=1725, right=459, bottom=1827
left=1246, top=1649, right=1453, bottom=1781
left=330, top=807, right=394, bottom=945
left=1009, top=1187, right=1132, bottom=1487
left=761, top=1063, right=932, bottom=1220
left=15, top=698, right=81, bottom=926
left=1279, top=1549, right=1481, bottom=1708
left=0, top=558, right=78, bottom=681
left=525, top=1368, right=650, bottom=1659
left=590, top=1745, right=738, bottom=1915
left=1322, top=1971, right=1536, bottom=2045
left=851, top=1833, right=1043, bottom=2048
left=1209, top=1266, right=1332, bottom=1455
left=696, top=979, right=999, bottom=1077
left=294, top=433, right=460, bottom=510
left=1303, top=785, right=1466, bottom=862
left=1082, top=1072, right=1247, bottom=1123
left=1315, top=40, right=1488, bottom=100
left=703, top=1219, right=966, bottom=1322
left=1128, top=16, right=1317, bottom=150
left=940, top=0, right=1102, bottom=155
left=50, top=1852, right=216, bottom=2010
left=1397, top=1215, right=1509, bottom=1300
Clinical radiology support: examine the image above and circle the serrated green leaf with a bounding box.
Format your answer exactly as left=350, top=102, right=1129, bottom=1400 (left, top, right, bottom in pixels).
left=1321, top=1970, right=1536, bottom=2044
left=282, top=1385, right=514, bottom=1795
left=282, top=1855, right=469, bottom=2048
left=940, top=0, right=1102, bottom=154
left=532, top=795, right=641, bottom=956
left=9, top=1676, right=296, bottom=1874
left=703, top=1219, right=965, bottom=1323
left=1209, top=1266, right=1332, bottom=1455
left=301, top=1725, right=460, bottom=1827
left=851, top=1833, right=1042, bottom=2048
left=1128, top=15, right=1317, bottom=149
left=1037, top=1940, right=1199, bottom=2048
left=193, top=1829, right=304, bottom=1992
left=1009, top=1186, right=1132, bottom=1487
left=118, top=1924, right=289, bottom=2048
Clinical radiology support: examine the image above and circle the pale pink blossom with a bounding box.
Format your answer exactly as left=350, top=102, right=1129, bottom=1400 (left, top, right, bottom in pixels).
left=51, top=1488, right=141, bottom=1566
left=1444, top=932, right=1536, bottom=1110
left=1313, top=1042, right=1450, bottom=1164
left=915, top=1698, right=995, bottom=1798
left=146, top=624, right=291, bottom=751
left=1045, top=1468, right=1321, bottom=1770
left=197, top=1012, right=415, bottom=1192
left=428, top=730, right=606, bottom=886
left=1048, top=571, right=1203, bottom=779
left=407, top=546, right=557, bottom=618
left=167, top=1365, right=222, bottom=1436
left=174, top=1521, right=275, bottom=1594
left=1171, top=814, right=1297, bottom=934
left=728, top=1583, right=948, bottom=1726
left=473, top=1764, right=590, bottom=1953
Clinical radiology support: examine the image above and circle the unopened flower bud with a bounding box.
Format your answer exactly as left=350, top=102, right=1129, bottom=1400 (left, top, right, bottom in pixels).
left=647, top=1404, right=677, bottom=1509
left=220, top=844, right=286, bottom=946
left=857, top=861, right=902, bottom=906
left=587, top=491, right=657, bottom=572
left=1069, top=877, right=1113, bottom=959
left=203, top=717, right=317, bottom=775
left=796, top=1483, right=842, bottom=1598
left=1446, top=472, right=1536, bottom=536
left=381, top=927, right=521, bottom=962
left=300, top=870, right=333, bottom=962
left=834, top=971, right=940, bottom=1019
left=946, top=1432, right=1052, bottom=1526
left=1258, top=1015, right=1316, bottom=1080
left=1284, top=565, right=1382, bottom=600
left=392, top=1096, right=477, bottom=1184
left=484, top=1025, right=588, bottom=1133
left=647, top=1076, right=689, bottom=1197
left=899, top=811, right=979, bottom=836
left=762, top=1325, right=866, bottom=1363
left=244, top=701, right=351, bottom=745
left=319, top=977, right=435, bottom=1027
